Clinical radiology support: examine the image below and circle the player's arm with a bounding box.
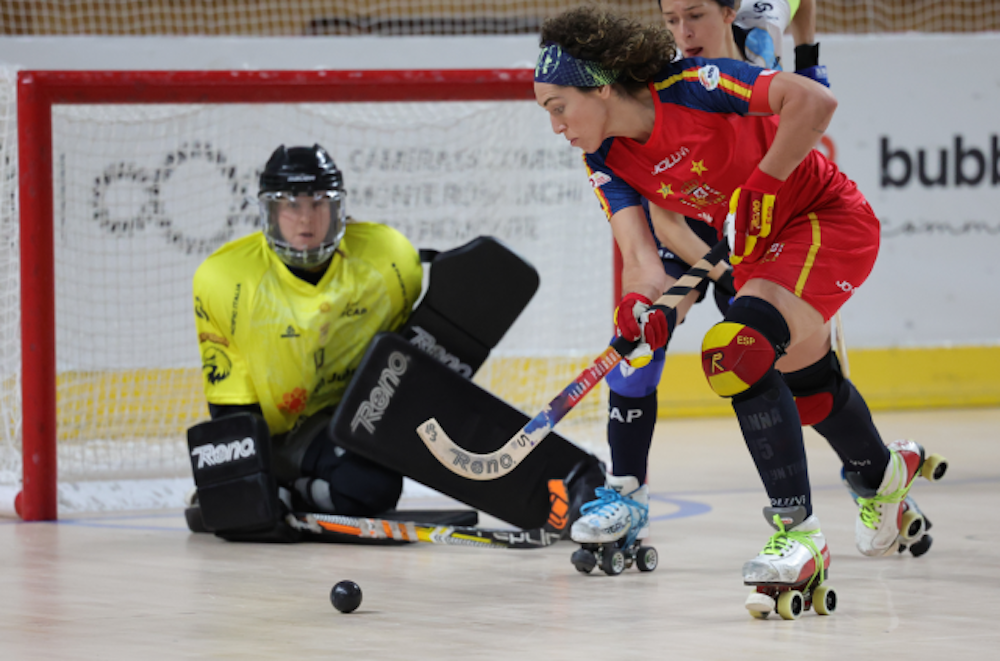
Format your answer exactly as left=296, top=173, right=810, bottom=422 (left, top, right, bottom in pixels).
left=756, top=71, right=837, bottom=180
left=192, top=264, right=258, bottom=408
left=789, top=0, right=816, bottom=45
left=610, top=205, right=668, bottom=302
left=648, top=205, right=730, bottom=282
left=789, top=0, right=829, bottom=86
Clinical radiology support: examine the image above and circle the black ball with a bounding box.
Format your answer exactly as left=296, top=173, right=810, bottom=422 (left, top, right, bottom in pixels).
left=330, top=580, right=362, bottom=613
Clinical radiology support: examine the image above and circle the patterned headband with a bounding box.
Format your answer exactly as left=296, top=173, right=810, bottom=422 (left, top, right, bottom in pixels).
left=534, top=43, right=619, bottom=87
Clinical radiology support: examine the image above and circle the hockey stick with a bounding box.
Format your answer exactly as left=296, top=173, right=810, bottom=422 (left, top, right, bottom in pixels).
left=287, top=512, right=563, bottom=549
left=416, top=239, right=730, bottom=481
left=833, top=312, right=850, bottom=378
left=285, top=479, right=570, bottom=549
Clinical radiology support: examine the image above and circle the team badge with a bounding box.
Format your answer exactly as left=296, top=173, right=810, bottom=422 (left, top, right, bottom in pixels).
left=589, top=172, right=612, bottom=189
left=202, top=346, right=232, bottom=385
left=698, top=65, right=721, bottom=91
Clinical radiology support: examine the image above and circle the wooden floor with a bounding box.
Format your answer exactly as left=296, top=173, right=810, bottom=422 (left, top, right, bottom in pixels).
left=2, top=408, right=999, bottom=660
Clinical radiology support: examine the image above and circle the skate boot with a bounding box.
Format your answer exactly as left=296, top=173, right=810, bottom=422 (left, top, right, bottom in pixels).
left=841, top=466, right=938, bottom=558
left=743, top=506, right=836, bottom=620
left=846, top=439, right=948, bottom=557
left=569, top=475, right=657, bottom=576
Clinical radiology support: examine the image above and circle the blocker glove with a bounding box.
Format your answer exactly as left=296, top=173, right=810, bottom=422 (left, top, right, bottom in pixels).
left=614, top=292, right=671, bottom=368
left=727, top=167, right=784, bottom=265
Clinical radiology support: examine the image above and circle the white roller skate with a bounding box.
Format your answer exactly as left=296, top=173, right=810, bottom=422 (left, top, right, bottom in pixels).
left=743, top=506, right=836, bottom=620
left=845, top=439, right=948, bottom=557
left=569, top=475, right=657, bottom=576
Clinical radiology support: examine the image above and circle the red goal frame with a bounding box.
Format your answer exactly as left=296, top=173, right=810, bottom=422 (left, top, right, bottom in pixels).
left=16, top=68, right=550, bottom=521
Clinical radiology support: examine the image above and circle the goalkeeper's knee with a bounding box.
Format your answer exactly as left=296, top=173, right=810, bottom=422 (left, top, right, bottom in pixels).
left=701, top=296, right=790, bottom=399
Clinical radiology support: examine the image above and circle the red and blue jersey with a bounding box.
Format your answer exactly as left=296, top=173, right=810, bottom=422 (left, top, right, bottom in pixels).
left=584, top=57, right=846, bottom=236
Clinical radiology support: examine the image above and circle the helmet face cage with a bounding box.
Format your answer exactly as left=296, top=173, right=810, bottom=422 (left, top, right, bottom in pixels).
left=259, top=190, right=347, bottom=269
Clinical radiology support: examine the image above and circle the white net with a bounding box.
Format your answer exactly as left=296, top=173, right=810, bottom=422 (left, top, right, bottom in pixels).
left=2, top=0, right=999, bottom=35
left=0, top=70, right=615, bottom=511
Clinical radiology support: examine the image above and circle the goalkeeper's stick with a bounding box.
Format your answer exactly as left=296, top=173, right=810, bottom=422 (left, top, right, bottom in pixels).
left=288, top=512, right=563, bottom=549
left=286, top=479, right=570, bottom=549
left=416, top=240, right=730, bottom=481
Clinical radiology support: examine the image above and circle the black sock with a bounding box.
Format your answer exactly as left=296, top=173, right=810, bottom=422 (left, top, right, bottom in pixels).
left=813, top=380, right=890, bottom=490
left=607, top=390, right=657, bottom=484
left=733, top=370, right=811, bottom=516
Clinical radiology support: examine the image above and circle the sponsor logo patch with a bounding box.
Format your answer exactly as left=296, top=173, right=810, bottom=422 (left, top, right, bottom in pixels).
left=698, top=65, right=721, bottom=91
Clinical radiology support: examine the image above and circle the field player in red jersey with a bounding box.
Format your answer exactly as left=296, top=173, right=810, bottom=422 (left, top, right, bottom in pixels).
left=535, top=6, right=947, bottom=615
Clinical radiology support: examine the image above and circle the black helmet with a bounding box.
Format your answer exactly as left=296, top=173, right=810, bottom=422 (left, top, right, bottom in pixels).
left=259, top=144, right=345, bottom=195
left=258, top=144, right=347, bottom=269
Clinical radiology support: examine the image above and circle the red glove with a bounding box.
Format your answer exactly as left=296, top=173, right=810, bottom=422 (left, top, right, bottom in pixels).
left=728, top=167, right=784, bottom=265
left=614, top=293, right=671, bottom=367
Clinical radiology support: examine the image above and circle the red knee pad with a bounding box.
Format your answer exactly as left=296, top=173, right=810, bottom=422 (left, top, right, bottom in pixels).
left=701, top=322, right=777, bottom=397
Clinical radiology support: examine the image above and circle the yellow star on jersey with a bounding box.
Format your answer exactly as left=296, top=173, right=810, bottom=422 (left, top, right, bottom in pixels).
left=658, top=182, right=673, bottom=198
left=690, top=160, right=708, bottom=176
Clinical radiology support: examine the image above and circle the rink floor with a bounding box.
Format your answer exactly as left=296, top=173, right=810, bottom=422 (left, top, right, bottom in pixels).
left=2, top=407, right=998, bottom=660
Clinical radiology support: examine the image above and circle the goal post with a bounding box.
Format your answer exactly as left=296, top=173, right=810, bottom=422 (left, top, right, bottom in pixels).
left=12, top=68, right=614, bottom=521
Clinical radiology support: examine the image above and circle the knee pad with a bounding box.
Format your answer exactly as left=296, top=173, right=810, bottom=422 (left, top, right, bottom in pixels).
left=607, top=344, right=666, bottom=398
left=701, top=297, right=790, bottom=398
left=782, top=350, right=850, bottom=426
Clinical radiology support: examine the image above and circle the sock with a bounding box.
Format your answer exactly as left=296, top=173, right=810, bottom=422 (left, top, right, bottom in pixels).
left=733, top=370, right=812, bottom=516
left=607, top=390, right=657, bottom=484
left=813, top=381, right=890, bottom=490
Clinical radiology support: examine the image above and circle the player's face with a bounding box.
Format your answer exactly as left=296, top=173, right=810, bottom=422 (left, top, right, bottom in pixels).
left=661, top=0, right=736, bottom=59
left=275, top=193, right=333, bottom=251
left=535, top=82, right=610, bottom=153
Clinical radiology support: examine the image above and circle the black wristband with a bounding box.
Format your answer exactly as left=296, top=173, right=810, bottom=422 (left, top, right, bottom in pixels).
left=794, top=42, right=821, bottom=71
left=715, top=269, right=737, bottom=298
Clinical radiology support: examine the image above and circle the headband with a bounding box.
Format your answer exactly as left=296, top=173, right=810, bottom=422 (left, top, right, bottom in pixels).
left=534, top=43, right=619, bottom=87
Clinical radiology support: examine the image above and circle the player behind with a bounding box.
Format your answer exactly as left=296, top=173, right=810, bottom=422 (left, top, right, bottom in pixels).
left=570, top=0, right=834, bottom=555
left=661, top=0, right=828, bottom=85
left=189, top=144, right=422, bottom=532
left=535, top=6, right=944, bottom=611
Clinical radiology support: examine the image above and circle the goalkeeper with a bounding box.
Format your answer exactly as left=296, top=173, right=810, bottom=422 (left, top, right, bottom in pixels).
left=189, top=144, right=422, bottom=528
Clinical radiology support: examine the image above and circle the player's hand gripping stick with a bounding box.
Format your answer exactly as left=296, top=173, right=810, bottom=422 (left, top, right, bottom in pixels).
left=416, top=240, right=731, bottom=481
left=728, top=167, right=783, bottom=265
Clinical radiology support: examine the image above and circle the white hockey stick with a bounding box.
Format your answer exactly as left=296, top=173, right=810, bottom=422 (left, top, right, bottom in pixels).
left=833, top=312, right=850, bottom=378
left=415, top=240, right=730, bottom=481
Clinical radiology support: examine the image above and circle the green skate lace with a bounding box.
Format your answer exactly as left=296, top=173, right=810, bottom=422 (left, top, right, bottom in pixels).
left=761, top=515, right=825, bottom=585
left=856, top=452, right=912, bottom=530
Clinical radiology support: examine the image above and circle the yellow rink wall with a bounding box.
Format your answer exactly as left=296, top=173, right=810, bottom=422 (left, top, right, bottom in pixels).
left=24, top=344, right=1000, bottom=443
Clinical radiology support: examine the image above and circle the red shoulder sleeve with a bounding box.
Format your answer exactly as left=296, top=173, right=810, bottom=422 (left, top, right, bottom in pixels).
left=748, top=70, right=777, bottom=115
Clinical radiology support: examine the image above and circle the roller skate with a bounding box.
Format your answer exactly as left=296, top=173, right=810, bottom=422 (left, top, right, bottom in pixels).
left=743, top=506, right=836, bottom=620
left=844, top=439, right=948, bottom=557
left=569, top=475, right=658, bottom=576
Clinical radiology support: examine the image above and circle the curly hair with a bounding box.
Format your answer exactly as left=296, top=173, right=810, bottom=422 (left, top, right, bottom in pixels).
left=540, top=5, right=677, bottom=86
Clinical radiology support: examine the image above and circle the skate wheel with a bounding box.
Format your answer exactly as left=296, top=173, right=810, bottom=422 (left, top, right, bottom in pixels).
left=900, top=509, right=925, bottom=543
left=776, top=590, right=804, bottom=620
left=812, top=585, right=837, bottom=616
left=909, top=534, right=933, bottom=557
left=571, top=548, right=597, bottom=574
left=921, top=454, right=948, bottom=482
left=601, top=548, right=626, bottom=576
left=745, top=590, right=775, bottom=619
left=184, top=506, right=210, bottom=534
left=636, top=546, right=658, bottom=572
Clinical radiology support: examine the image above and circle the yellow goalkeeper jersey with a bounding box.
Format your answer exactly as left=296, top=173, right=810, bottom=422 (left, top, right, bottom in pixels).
left=193, top=222, right=422, bottom=435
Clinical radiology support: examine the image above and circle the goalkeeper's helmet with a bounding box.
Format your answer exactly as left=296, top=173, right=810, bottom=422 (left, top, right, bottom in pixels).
left=259, top=144, right=347, bottom=269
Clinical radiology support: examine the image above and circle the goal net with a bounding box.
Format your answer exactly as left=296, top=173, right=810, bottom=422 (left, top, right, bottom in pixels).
left=3, top=0, right=999, bottom=35
left=0, top=68, right=613, bottom=518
